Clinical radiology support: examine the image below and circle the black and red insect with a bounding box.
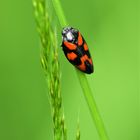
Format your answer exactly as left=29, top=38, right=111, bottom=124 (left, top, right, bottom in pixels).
left=61, top=27, right=94, bottom=74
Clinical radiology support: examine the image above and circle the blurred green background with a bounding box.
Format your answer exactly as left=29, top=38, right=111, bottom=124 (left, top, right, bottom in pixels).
left=0, top=0, right=139, bottom=140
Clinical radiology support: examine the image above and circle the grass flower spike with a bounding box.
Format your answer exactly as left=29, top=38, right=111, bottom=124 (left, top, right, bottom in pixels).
left=33, top=0, right=67, bottom=139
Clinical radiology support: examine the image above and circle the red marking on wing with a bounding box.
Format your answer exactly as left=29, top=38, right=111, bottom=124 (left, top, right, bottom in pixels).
left=67, top=52, right=77, bottom=60
left=77, top=61, right=86, bottom=71
left=64, top=41, right=76, bottom=50
left=83, top=43, right=88, bottom=51
left=77, top=55, right=93, bottom=71
left=88, top=58, right=92, bottom=65
left=78, top=32, right=83, bottom=46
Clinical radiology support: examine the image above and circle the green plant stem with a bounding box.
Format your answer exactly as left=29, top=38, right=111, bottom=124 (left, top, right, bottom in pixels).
left=51, top=0, right=109, bottom=140
left=76, top=71, right=109, bottom=140
left=51, top=0, right=68, bottom=26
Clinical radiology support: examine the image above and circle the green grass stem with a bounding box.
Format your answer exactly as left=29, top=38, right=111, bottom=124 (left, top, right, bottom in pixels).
left=51, top=0, right=109, bottom=140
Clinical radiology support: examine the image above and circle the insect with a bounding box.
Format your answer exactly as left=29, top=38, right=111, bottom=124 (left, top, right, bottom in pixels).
left=61, top=27, right=94, bottom=74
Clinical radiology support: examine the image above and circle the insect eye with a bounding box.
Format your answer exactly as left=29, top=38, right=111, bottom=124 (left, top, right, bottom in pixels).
left=71, top=28, right=78, bottom=33
left=68, top=27, right=72, bottom=30
left=62, top=30, right=66, bottom=36
left=74, top=29, right=78, bottom=33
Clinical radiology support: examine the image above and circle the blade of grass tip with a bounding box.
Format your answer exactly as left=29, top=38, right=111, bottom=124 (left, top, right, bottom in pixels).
left=51, top=0, right=109, bottom=140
